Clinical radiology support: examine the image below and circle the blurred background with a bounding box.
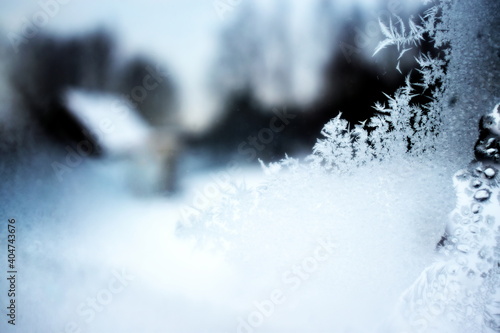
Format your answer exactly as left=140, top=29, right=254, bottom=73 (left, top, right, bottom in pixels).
left=0, top=1, right=454, bottom=332
left=0, top=0, right=426, bottom=195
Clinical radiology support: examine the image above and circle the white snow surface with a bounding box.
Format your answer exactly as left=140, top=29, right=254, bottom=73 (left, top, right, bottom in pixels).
left=0, top=155, right=455, bottom=333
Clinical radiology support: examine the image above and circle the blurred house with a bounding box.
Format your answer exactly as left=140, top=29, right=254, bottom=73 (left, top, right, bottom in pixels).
left=2, top=30, right=181, bottom=194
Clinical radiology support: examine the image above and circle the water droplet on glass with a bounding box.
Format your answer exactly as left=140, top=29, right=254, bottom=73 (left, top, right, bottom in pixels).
left=469, top=225, right=479, bottom=233
left=474, top=189, right=491, bottom=202
left=471, top=179, right=483, bottom=188
left=471, top=203, right=482, bottom=214
left=484, top=167, right=496, bottom=178
left=479, top=247, right=487, bottom=259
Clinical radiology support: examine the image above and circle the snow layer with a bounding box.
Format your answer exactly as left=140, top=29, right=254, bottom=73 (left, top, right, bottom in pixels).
left=0, top=153, right=454, bottom=333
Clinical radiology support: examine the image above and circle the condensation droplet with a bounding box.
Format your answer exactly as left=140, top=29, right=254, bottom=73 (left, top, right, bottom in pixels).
left=457, top=244, right=470, bottom=253
left=471, top=179, right=483, bottom=188
left=479, top=247, right=487, bottom=259
left=484, top=167, right=496, bottom=178
left=469, top=225, right=479, bottom=233
left=471, top=203, right=482, bottom=214
left=474, top=189, right=491, bottom=202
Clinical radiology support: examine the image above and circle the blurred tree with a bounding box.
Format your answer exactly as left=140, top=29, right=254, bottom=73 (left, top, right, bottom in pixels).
left=195, top=1, right=417, bottom=163
left=9, top=30, right=116, bottom=153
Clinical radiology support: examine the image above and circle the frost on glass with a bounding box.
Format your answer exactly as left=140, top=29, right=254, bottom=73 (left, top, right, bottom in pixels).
left=178, top=0, right=500, bottom=331
left=387, top=104, right=500, bottom=333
